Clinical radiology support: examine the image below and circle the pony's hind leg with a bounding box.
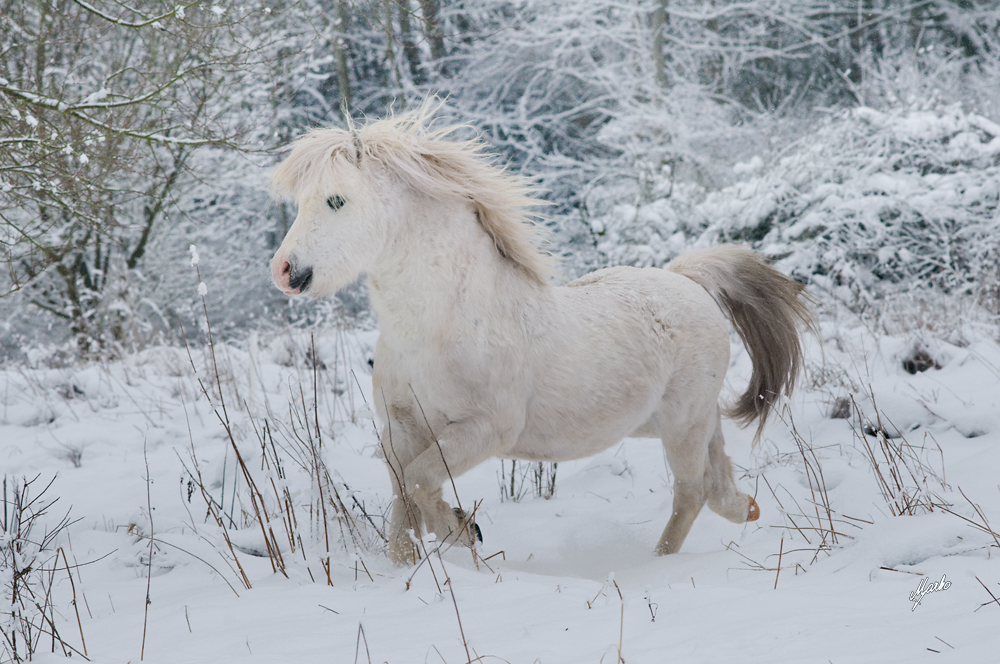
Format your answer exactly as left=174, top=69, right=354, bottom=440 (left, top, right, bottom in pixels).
left=655, top=409, right=759, bottom=556
left=705, top=411, right=760, bottom=524
left=655, top=416, right=713, bottom=556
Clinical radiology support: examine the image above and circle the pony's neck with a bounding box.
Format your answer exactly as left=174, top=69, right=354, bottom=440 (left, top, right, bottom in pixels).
left=367, top=196, right=542, bottom=345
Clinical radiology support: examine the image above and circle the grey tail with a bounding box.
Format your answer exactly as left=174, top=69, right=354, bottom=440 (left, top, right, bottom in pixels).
left=668, top=245, right=816, bottom=442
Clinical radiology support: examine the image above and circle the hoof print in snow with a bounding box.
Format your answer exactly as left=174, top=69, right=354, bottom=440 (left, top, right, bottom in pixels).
left=233, top=543, right=269, bottom=557
left=863, top=422, right=900, bottom=439
left=829, top=396, right=852, bottom=419
left=55, top=383, right=85, bottom=399
left=902, top=347, right=940, bottom=374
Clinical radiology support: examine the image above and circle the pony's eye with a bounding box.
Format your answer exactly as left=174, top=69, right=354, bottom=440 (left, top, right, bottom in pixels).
left=326, top=195, right=345, bottom=211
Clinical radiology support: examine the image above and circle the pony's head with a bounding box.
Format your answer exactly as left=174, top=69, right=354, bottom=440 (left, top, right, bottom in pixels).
left=269, top=107, right=553, bottom=297
left=269, top=121, right=392, bottom=297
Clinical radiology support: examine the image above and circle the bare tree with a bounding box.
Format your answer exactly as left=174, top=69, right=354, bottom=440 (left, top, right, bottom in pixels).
left=0, top=0, right=274, bottom=353
left=651, top=0, right=671, bottom=88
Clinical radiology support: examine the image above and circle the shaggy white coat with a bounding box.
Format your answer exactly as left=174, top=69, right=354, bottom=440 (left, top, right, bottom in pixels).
left=270, top=109, right=812, bottom=564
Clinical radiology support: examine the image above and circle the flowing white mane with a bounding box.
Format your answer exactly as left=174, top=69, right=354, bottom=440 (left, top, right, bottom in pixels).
left=272, top=108, right=556, bottom=285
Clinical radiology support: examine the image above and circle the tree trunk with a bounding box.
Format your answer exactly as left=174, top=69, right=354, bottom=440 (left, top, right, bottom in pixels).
left=651, top=0, right=670, bottom=88
left=420, top=0, right=446, bottom=62
left=399, top=0, right=424, bottom=84
left=701, top=2, right=723, bottom=94
left=333, top=0, right=353, bottom=109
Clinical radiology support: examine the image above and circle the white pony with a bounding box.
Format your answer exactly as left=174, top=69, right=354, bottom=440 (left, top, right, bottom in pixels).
left=270, top=109, right=814, bottom=565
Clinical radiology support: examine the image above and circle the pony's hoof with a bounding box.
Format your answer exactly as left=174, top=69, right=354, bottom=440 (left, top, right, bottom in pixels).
left=388, top=539, right=421, bottom=566
left=452, top=507, right=483, bottom=544
left=747, top=496, right=760, bottom=522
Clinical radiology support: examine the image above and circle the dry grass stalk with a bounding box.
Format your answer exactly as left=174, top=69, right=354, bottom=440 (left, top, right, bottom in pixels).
left=534, top=462, right=557, bottom=500
left=940, top=487, right=1000, bottom=552
left=774, top=536, right=784, bottom=589
left=498, top=461, right=558, bottom=502
left=612, top=579, right=624, bottom=664
left=139, top=537, right=240, bottom=597
left=181, top=341, right=372, bottom=588
left=442, top=559, right=473, bottom=664
left=644, top=588, right=657, bottom=622
left=759, top=474, right=813, bottom=546
left=762, top=411, right=858, bottom=565
left=286, top=380, right=366, bottom=581
left=140, top=443, right=154, bottom=661
left=183, top=268, right=379, bottom=586
left=219, top=406, right=288, bottom=577
left=178, top=325, right=252, bottom=590
left=248, top=416, right=300, bottom=557
left=1, top=475, right=85, bottom=662
left=353, top=622, right=372, bottom=664
left=783, top=409, right=841, bottom=558
left=176, top=435, right=252, bottom=590
left=849, top=389, right=947, bottom=517
left=56, top=548, right=86, bottom=657
left=974, top=577, right=1000, bottom=612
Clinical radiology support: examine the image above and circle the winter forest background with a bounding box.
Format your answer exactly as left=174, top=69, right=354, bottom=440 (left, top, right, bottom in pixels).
left=2, top=0, right=999, bottom=358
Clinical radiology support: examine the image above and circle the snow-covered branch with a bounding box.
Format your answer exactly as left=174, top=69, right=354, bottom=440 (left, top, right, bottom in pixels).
left=69, top=0, right=193, bottom=29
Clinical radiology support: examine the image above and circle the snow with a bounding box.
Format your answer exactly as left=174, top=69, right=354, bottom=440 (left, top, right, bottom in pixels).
left=6, top=7, right=1000, bottom=658
left=587, top=105, right=1000, bottom=309
left=80, top=88, right=109, bottom=106
left=3, top=319, right=999, bottom=662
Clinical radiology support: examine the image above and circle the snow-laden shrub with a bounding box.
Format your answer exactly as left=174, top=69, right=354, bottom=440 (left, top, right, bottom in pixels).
left=1, top=476, right=77, bottom=661
left=587, top=104, right=1000, bottom=311
left=710, top=105, right=1000, bottom=306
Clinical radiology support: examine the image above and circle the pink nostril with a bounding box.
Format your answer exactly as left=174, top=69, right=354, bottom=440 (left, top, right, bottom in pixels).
left=272, top=256, right=294, bottom=290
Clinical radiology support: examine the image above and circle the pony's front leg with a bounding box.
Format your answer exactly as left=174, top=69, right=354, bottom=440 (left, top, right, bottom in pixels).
left=403, top=419, right=500, bottom=551
left=387, top=482, right=424, bottom=566
left=382, top=431, right=429, bottom=566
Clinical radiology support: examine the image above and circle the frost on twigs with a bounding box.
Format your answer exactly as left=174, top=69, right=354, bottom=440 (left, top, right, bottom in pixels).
left=586, top=104, right=1000, bottom=319
left=705, top=106, right=1000, bottom=308
left=1, top=475, right=81, bottom=661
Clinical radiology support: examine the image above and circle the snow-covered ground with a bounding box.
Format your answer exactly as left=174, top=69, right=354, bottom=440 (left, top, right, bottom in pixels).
left=3, top=317, right=999, bottom=663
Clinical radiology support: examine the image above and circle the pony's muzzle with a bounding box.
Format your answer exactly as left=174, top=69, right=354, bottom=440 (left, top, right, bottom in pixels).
left=288, top=264, right=313, bottom=293
left=272, top=253, right=313, bottom=294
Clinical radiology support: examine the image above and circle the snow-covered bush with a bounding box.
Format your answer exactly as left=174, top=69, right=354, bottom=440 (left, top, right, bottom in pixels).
left=587, top=104, right=1000, bottom=314
left=709, top=105, right=1000, bottom=308
left=1, top=476, right=77, bottom=662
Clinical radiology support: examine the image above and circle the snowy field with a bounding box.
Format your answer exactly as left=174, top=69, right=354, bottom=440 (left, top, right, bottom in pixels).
left=6, top=2, right=1000, bottom=662
left=3, top=315, right=1000, bottom=663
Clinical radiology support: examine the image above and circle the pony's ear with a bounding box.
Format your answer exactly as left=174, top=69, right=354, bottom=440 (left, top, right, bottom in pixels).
left=351, top=130, right=364, bottom=166
left=342, top=103, right=363, bottom=168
